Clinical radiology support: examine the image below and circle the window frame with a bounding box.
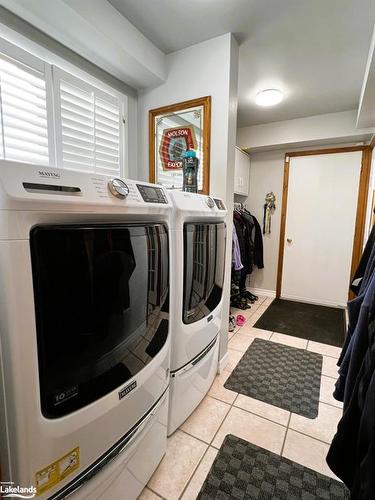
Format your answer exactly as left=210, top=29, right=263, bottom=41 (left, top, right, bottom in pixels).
left=0, top=35, right=128, bottom=177
left=52, top=66, right=127, bottom=177
left=0, top=36, right=56, bottom=166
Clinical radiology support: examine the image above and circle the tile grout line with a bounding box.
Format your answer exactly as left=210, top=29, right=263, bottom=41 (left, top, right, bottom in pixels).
left=209, top=387, right=342, bottom=425
left=146, top=485, right=167, bottom=499
left=184, top=397, right=338, bottom=454
left=287, top=427, right=338, bottom=447
left=207, top=392, right=241, bottom=450
left=323, top=374, right=340, bottom=381
left=177, top=443, right=210, bottom=500
left=317, top=353, right=340, bottom=360
left=280, top=412, right=292, bottom=456
left=318, top=400, right=343, bottom=410
left=178, top=427, right=219, bottom=449
left=177, top=391, right=237, bottom=500
left=231, top=400, right=289, bottom=428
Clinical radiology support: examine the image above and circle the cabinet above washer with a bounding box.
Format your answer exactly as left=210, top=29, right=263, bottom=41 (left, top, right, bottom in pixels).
left=234, top=147, right=250, bottom=196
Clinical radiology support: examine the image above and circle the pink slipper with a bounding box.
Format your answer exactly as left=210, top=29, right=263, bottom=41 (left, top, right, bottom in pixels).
left=236, top=314, right=246, bottom=327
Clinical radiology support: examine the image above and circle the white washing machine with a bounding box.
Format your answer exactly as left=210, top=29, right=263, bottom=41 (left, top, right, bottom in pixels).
left=0, top=162, right=172, bottom=500
left=168, top=191, right=227, bottom=435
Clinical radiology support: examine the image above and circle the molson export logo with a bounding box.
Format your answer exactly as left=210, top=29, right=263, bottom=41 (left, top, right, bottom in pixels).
left=159, top=125, right=197, bottom=171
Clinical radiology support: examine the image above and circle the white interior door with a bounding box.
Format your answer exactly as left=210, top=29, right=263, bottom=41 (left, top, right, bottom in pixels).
left=281, top=151, right=362, bottom=307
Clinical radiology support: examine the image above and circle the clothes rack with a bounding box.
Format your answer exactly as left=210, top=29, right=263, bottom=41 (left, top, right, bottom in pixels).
left=231, top=204, right=264, bottom=310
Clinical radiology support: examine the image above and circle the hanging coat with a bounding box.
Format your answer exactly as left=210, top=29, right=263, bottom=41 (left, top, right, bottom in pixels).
left=334, top=269, right=375, bottom=405
left=232, top=227, right=243, bottom=271
left=350, top=224, right=375, bottom=295
left=327, top=295, right=375, bottom=499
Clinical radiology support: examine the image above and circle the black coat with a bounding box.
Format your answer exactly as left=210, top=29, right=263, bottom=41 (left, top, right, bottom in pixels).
left=327, top=271, right=375, bottom=499
left=240, top=211, right=264, bottom=271
left=351, top=224, right=375, bottom=296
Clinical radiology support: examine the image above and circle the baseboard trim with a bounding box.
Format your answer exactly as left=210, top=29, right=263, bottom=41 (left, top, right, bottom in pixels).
left=249, top=287, right=276, bottom=298
left=281, top=293, right=346, bottom=309
left=218, top=351, right=229, bottom=373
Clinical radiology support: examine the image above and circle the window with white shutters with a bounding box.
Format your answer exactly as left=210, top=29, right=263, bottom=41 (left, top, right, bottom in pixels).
left=53, top=68, right=125, bottom=177
left=0, top=46, right=50, bottom=165
left=0, top=37, right=128, bottom=175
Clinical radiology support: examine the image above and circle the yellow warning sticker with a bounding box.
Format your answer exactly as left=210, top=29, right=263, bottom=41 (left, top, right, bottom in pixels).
left=35, top=447, right=80, bottom=496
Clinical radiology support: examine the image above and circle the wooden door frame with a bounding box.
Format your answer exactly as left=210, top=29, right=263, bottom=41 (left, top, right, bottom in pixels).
left=276, top=145, right=373, bottom=299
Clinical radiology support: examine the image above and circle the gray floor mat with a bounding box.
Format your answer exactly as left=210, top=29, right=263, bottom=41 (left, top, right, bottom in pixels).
left=198, top=435, right=349, bottom=499
left=254, top=299, right=346, bottom=347
left=224, top=339, right=323, bottom=418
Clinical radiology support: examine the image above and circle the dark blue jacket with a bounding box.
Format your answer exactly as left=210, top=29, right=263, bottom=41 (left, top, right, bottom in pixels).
left=327, top=263, right=375, bottom=499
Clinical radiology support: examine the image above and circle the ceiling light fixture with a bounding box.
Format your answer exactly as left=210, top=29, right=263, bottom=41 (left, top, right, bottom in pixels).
left=255, top=89, right=284, bottom=107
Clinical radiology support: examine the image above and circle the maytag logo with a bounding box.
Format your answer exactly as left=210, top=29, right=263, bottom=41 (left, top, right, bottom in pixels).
left=38, top=170, right=61, bottom=179
left=118, top=380, right=137, bottom=400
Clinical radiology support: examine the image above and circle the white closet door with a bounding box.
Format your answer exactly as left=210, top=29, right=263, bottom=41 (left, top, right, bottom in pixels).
left=281, top=151, right=362, bottom=307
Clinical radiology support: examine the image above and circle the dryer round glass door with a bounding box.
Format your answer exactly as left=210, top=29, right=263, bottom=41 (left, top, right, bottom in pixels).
left=183, top=222, right=226, bottom=324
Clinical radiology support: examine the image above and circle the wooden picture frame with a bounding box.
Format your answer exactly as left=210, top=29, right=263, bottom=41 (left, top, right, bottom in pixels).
left=149, top=96, right=211, bottom=194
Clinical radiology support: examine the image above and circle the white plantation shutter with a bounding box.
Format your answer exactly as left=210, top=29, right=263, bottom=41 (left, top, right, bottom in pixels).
left=54, top=69, right=124, bottom=177
left=0, top=50, right=50, bottom=164
left=59, top=79, right=95, bottom=171
left=0, top=38, right=128, bottom=172
left=95, top=97, right=121, bottom=175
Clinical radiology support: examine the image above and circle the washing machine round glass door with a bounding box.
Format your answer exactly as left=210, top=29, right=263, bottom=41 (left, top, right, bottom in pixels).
left=30, top=223, right=169, bottom=418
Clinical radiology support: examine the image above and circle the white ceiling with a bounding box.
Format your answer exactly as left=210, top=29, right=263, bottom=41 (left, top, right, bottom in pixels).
left=108, top=0, right=375, bottom=127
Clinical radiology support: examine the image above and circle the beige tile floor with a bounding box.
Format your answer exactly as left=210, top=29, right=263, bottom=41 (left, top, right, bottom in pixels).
left=139, top=296, right=344, bottom=499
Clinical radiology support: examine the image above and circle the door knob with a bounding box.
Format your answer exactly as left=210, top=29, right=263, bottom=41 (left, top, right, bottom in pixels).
left=287, top=237, right=293, bottom=243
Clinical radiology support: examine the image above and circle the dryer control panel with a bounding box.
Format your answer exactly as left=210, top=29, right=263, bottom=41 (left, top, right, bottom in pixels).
left=213, top=198, right=226, bottom=211
left=136, top=184, right=168, bottom=204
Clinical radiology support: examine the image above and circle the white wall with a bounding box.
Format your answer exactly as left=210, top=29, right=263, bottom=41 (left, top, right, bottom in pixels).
left=357, top=23, right=375, bottom=128
left=0, top=1, right=166, bottom=88
left=246, top=150, right=285, bottom=293
left=138, top=33, right=239, bottom=363
left=246, top=144, right=363, bottom=294
left=237, top=110, right=374, bottom=151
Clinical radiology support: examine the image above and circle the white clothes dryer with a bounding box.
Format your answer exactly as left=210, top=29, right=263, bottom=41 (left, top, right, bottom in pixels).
left=0, top=162, right=172, bottom=500
left=168, top=191, right=227, bottom=435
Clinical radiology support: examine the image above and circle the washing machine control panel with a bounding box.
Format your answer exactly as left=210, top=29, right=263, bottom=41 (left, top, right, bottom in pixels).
left=108, top=178, right=130, bottom=199
left=136, top=184, right=168, bottom=204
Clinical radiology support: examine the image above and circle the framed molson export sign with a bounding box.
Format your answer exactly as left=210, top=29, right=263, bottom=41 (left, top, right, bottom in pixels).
left=149, top=96, right=211, bottom=194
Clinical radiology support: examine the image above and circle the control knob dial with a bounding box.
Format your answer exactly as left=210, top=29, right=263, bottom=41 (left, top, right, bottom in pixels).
left=108, top=178, right=129, bottom=199
left=206, top=196, right=215, bottom=208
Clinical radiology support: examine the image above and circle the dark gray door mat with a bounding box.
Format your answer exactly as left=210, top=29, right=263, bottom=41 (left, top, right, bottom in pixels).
left=254, top=299, right=346, bottom=347
left=224, top=339, right=322, bottom=418
left=198, top=435, right=349, bottom=499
